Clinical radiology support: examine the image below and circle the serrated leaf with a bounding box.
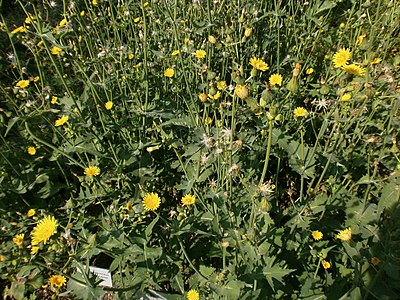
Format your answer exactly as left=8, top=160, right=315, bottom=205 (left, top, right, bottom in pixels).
left=263, top=257, right=295, bottom=291
left=378, top=181, right=400, bottom=214
left=145, top=216, right=159, bottom=241
left=199, top=265, right=216, bottom=277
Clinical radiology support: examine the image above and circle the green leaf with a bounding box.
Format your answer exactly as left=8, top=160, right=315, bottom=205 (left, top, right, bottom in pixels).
left=378, top=180, right=400, bottom=214
left=287, top=140, right=316, bottom=178
left=315, top=1, right=337, bottom=15
left=199, top=265, right=216, bottom=277
left=5, top=117, right=19, bottom=137
left=68, top=271, right=105, bottom=300
left=145, top=216, right=159, bottom=241
left=263, top=257, right=295, bottom=291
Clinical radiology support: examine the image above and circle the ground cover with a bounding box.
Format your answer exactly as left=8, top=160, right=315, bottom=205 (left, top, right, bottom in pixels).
left=0, top=0, right=399, bottom=299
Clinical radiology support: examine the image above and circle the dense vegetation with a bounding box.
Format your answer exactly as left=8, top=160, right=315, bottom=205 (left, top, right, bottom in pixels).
left=0, top=0, right=399, bottom=299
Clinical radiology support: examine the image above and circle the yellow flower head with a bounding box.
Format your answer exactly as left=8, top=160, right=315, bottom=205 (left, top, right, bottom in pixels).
left=59, top=19, right=67, bottom=27
left=332, top=48, right=351, bottom=68
left=355, top=34, right=365, bottom=46
left=164, top=68, right=175, bottom=78
left=293, top=107, right=308, bottom=118
left=337, top=227, right=352, bottom=241
left=234, top=85, right=249, bottom=100
left=184, top=37, right=190, bottom=43
left=208, top=91, right=221, bottom=100
left=312, top=230, right=323, bottom=241
left=11, top=26, right=27, bottom=34
left=16, top=80, right=30, bottom=89
left=269, top=73, right=283, bottom=86
left=27, top=209, right=36, bottom=217
left=249, top=57, right=269, bottom=71
left=84, top=166, right=100, bottom=177
left=92, top=0, right=98, bottom=5
left=105, top=101, right=113, bottom=110
left=48, top=275, right=66, bottom=288
left=128, top=53, right=134, bottom=60
left=80, top=11, right=85, bottom=16
left=322, top=260, right=331, bottom=269
left=126, top=201, right=133, bottom=211
left=51, top=96, right=58, bottom=104
left=217, top=81, right=227, bottom=90
left=55, top=115, right=68, bottom=127
left=195, top=49, right=206, bottom=59
left=31, top=246, right=39, bottom=255
left=244, top=27, right=252, bottom=37
left=27, top=146, right=36, bottom=155
left=33, top=76, right=39, bottom=82
left=339, top=23, right=345, bottom=29
left=51, top=46, right=62, bottom=55
left=341, top=93, right=351, bottom=101
left=187, top=289, right=200, bottom=300
left=181, top=194, right=196, bottom=206
left=198, top=93, right=208, bottom=103
left=143, top=192, right=161, bottom=211
left=13, top=233, right=24, bottom=248
left=172, top=50, right=180, bottom=56
left=0, top=255, right=5, bottom=262
left=25, top=16, right=33, bottom=24
left=342, top=64, right=365, bottom=76
left=306, top=68, right=314, bottom=75
left=370, top=58, right=381, bottom=65
left=31, top=216, right=57, bottom=245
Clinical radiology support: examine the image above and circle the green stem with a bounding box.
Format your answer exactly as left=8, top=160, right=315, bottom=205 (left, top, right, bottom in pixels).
left=259, top=120, right=273, bottom=186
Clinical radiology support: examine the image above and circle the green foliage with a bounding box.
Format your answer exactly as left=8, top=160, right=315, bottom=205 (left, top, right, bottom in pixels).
left=0, top=0, right=399, bottom=299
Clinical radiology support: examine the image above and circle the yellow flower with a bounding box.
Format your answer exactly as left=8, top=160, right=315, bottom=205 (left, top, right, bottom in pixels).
left=198, top=93, right=208, bottom=103
left=342, top=64, right=365, bottom=76
left=208, top=35, right=217, bottom=44
left=51, top=46, right=62, bottom=55
left=341, top=93, right=351, bottom=101
left=30, top=246, right=39, bottom=255
left=204, top=117, right=212, bottom=125
left=27, top=209, right=36, bottom=217
left=234, top=85, right=249, bottom=100
left=84, top=166, right=100, bottom=177
left=80, top=11, right=85, bottom=16
left=312, top=230, right=323, bottom=241
left=59, top=19, right=67, bottom=27
left=25, top=16, right=33, bottom=24
left=208, top=91, right=221, bottom=100
left=356, top=34, right=365, bottom=46
left=371, top=257, right=380, bottom=266
left=244, top=27, right=252, bottom=37
left=337, top=228, right=352, bottom=241
left=55, top=115, right=68, bottom=127
left=184, top=38, right=190, bottom=43
left=128, top=53, right=134, bottom=60
left=92, top=0, right=98, bottom=5
left=306, top=68, right=314, bottom=75
left=37, top=40, right=43, bottom=47
left=293, top=107, right=307, bottom=118
left=187, top=289, right=200, bottom=300
left=48, top=275, right=66, bottom=288
left=339, top=23, right=345, bottom=29
left=195, top=49, right=206, bottom=59
left=126, top=201, right=133, bottom=211
left=322, top=260, right=331, bottom=269
left=332, top=48, right=351, bottom=68
left=370, top=58, right=381, bottom=65
left=147, top=145, right=160, bottom=153
left=16, top=80, right=30, bottom=89
left=11, top=26, right=27, bottom=34
left=0, top=254, right=5, bottom=262
left=181, top=194, right=196, bottom=206
left=269, top=74, right=283, bottom=86
left=249, top=57, right=269, bottom=71
left=164, top=68, right=175, bottom=78
left=134, top=17, right=141, bottom=23
left=27, top=146, right=36, bottom=156
left=143, top=192, right=161, bottom=211
left=143, top=1, right=149, bottom=8
left=172, top=50, right=180, bottom=56
left=217, top=81, right=227, bottom=90
left=13, top=233, right=24, bottom=248
left=105, top=101, right=113, bottom=110
left=31, top=216, right=57, bottom=245
left=33, top=76, right=39, bottom=82
left=51, top=96, right=58, bottom=104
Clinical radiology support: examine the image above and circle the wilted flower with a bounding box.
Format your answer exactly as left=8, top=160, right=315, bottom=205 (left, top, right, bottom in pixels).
left=337, top=228, right=352, bottom=241
left=244, top=27, right=252, bottom=37
left=234, top=85, right=248, bottom=99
